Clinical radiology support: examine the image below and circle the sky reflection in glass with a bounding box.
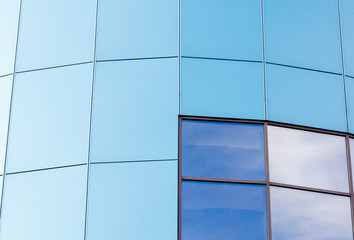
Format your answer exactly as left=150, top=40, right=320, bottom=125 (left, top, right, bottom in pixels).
left=268, top=126, right=349, bottom=192
left=271, top=187, right=353, bottom=240
left=182, top=181, right=267, bottom=240
left=182, top=120, right=265, bottom=181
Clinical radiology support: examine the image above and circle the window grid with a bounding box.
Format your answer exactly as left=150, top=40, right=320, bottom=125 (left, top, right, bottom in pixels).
left=178, top=115, right=354, bottom=240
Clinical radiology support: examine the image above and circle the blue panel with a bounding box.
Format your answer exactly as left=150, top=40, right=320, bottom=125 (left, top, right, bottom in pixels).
left=15, top=0, right=96, bottom=71
left=182, top=120, right=265, bottom=181
left=0, top=76, right=12, bottom=174
left=341, top=0, right=354, bottom=77
left=181, top=0, right=262, bottom=61
left=6, top=64, right=92, bottom=172
left=86, top=161, right=177, bottom=240
left=264, top=0, right=342, bottom=73
left=96, top=0, right=178, bottom=60
left=182, top=181, right=267, bottom=240
left=346, top=77, right=354, bottom=133
left=0, top=166, right=87, bottom=240
left=268, top=126, right=349, bottom=192
left=0, top=0, right=20, bottom=76
left=271, top=187, right=353, bottom=240
left=91, top=59, right=178, bottom=163
left=181, top=58, right=265, bottom=119
left=266, top=64, right=347, bottom=132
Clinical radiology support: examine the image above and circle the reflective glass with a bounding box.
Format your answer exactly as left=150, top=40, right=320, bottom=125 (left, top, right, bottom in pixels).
left=91, top=59, right=178, bottom=163
left=0, top=76, right=12, bottom=173
left=346, top=77, right=354, bottom=133
left=264, top=0, right=342, bottom=73
left=266, top=64, right=347, bottom=132
left=15, top=0, right=96, bottom=71
left=340, top=0, right=354, bottom=77
left=270, top=187, right=353, bottom=240
left=181, top=0, right=262, bottom=61
left=182, top=181, right=267, bottom=240
left=86, top=161, right=177, bottom=240
left=182, top=120, right=265, bottom=181
left=350, top=138, right=354, bottom=186
left=268, top=126, right=349, bottom=192
left=96, top=0, right=178, bottom=60
left=6, top=64, right=92, bottom=172
left=0, top=0, right=20, bottom=76
left=181, top=58, right=264, bottom=119
left=0, top=166, right=87, bottom=240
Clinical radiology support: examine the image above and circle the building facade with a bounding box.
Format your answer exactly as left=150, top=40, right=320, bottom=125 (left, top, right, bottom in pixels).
left=0, top=0, right=354, bottom=239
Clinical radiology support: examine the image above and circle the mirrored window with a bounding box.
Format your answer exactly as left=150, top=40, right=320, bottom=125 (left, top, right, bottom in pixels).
left=182, top=120, right=265, bottom=181
left=90, top=59, right=178, bottom=163
left=182, top=181, right=267, bottom=240
left=15, top=0, right=96, bottom=71
left=264, top=0, right=342, bottom=73
left=181, top=0, right=262, bottom=61
left=181, top=58, right=264, bottom=120
left=0, top=76, right=12, bottom=173
left=266, top=64, right=347, bottom=132
left=0, top=0, right=20, bottom=76
left=6, top=64, right=92, bottom=172
left=268, top=126, right=349, bottom=192
left=86, top=161, right=177, bottom=240
left=0, top=166, right=87, bottom=240
left=340, top=0, right=354, bottom=77
left=96, top=0, right=178, bottom=60
left=270, top=187, right=353, bottom=240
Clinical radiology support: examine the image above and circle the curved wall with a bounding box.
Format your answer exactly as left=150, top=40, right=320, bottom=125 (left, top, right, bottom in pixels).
left=0, top=0, right=353, bottom=239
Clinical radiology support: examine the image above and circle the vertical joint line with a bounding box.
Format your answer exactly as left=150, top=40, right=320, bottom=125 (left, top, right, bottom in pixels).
left=260, top=0, right=267, bottom=120
left=178, top=117, right=182, bottom=240
left=83, top=0, right=100, bottom=239
left=346, top=136, right=354, bottom=238
left=0, top=0, right=23, bottom=231
left=178, top=0, right=182, bottom=115
left=264, top=123, right=272, bottom=240
left=337, top=0, right=349, bottom=132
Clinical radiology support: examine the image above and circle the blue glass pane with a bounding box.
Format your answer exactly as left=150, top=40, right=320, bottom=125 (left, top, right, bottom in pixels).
left=6, top=64, right=92, bottom=172
left=96, top=0, right=178, bottom=60
left=340, top=0, right=354, bottom=77
left=181, top=0, right=262, bottom=61
left=271, top=187, right=353, bottom=240
left=264, top=0, right=342, bottom=73
left=182, top=120, right=265, bottom=181
left=266, top=64, right=347, bottom=132
left=91, top=59, right=178, bottom=163
left=181, top=58, right=265, bottom=120
left=268, top=126, right=349, bottom=192
left=182, top=181, right=267, bottom=240
left=346, top=77, right=354, bottom=133
left=0, top=166, right=87, bottom=240
left=87, top=161, right=177, bottom=240
left=0, top=76, right=12, bottom=174
left=15, top=0, right=96, bottom=71
left=0, top=0, right=20, bottom=76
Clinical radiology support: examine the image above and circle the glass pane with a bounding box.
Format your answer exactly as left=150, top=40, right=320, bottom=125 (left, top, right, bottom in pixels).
left=182, top=181, right=267, bottom=240
left=270, top=186, right=353, bottom=240
left=266, top=64, right=347, bottom=132
left=181, top=0, right=262, bottom=61
left=0, top=166, right=87, bottom=240
left=0, top=76, right=12, bottom=173
left=90, top=59, right=178, bottom=163
left=346, top=77, right=354, bottom=133
left=350, top=138, right=354, bottom=187
left=264, top=0, right=342, bottom=73
left=0, top=0, right=20, bottom=76
left=96, top=0, right=178, bottom=60
left=182, top=120, right=265, bottom=181
left=6, top=64, right=92, bottom=173
left=181, top=58, right=264, bottom=120
left=268, top=126, right=349, bottom=192
left=15, top=0, right=96, bottom=71
left=86, top=161, right=177, bottom=240
left=340, top=0, right=354, bottom=77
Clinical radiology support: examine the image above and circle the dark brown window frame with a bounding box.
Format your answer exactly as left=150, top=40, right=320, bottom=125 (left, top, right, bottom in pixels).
left=178, top=115, right=354, bottom=240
